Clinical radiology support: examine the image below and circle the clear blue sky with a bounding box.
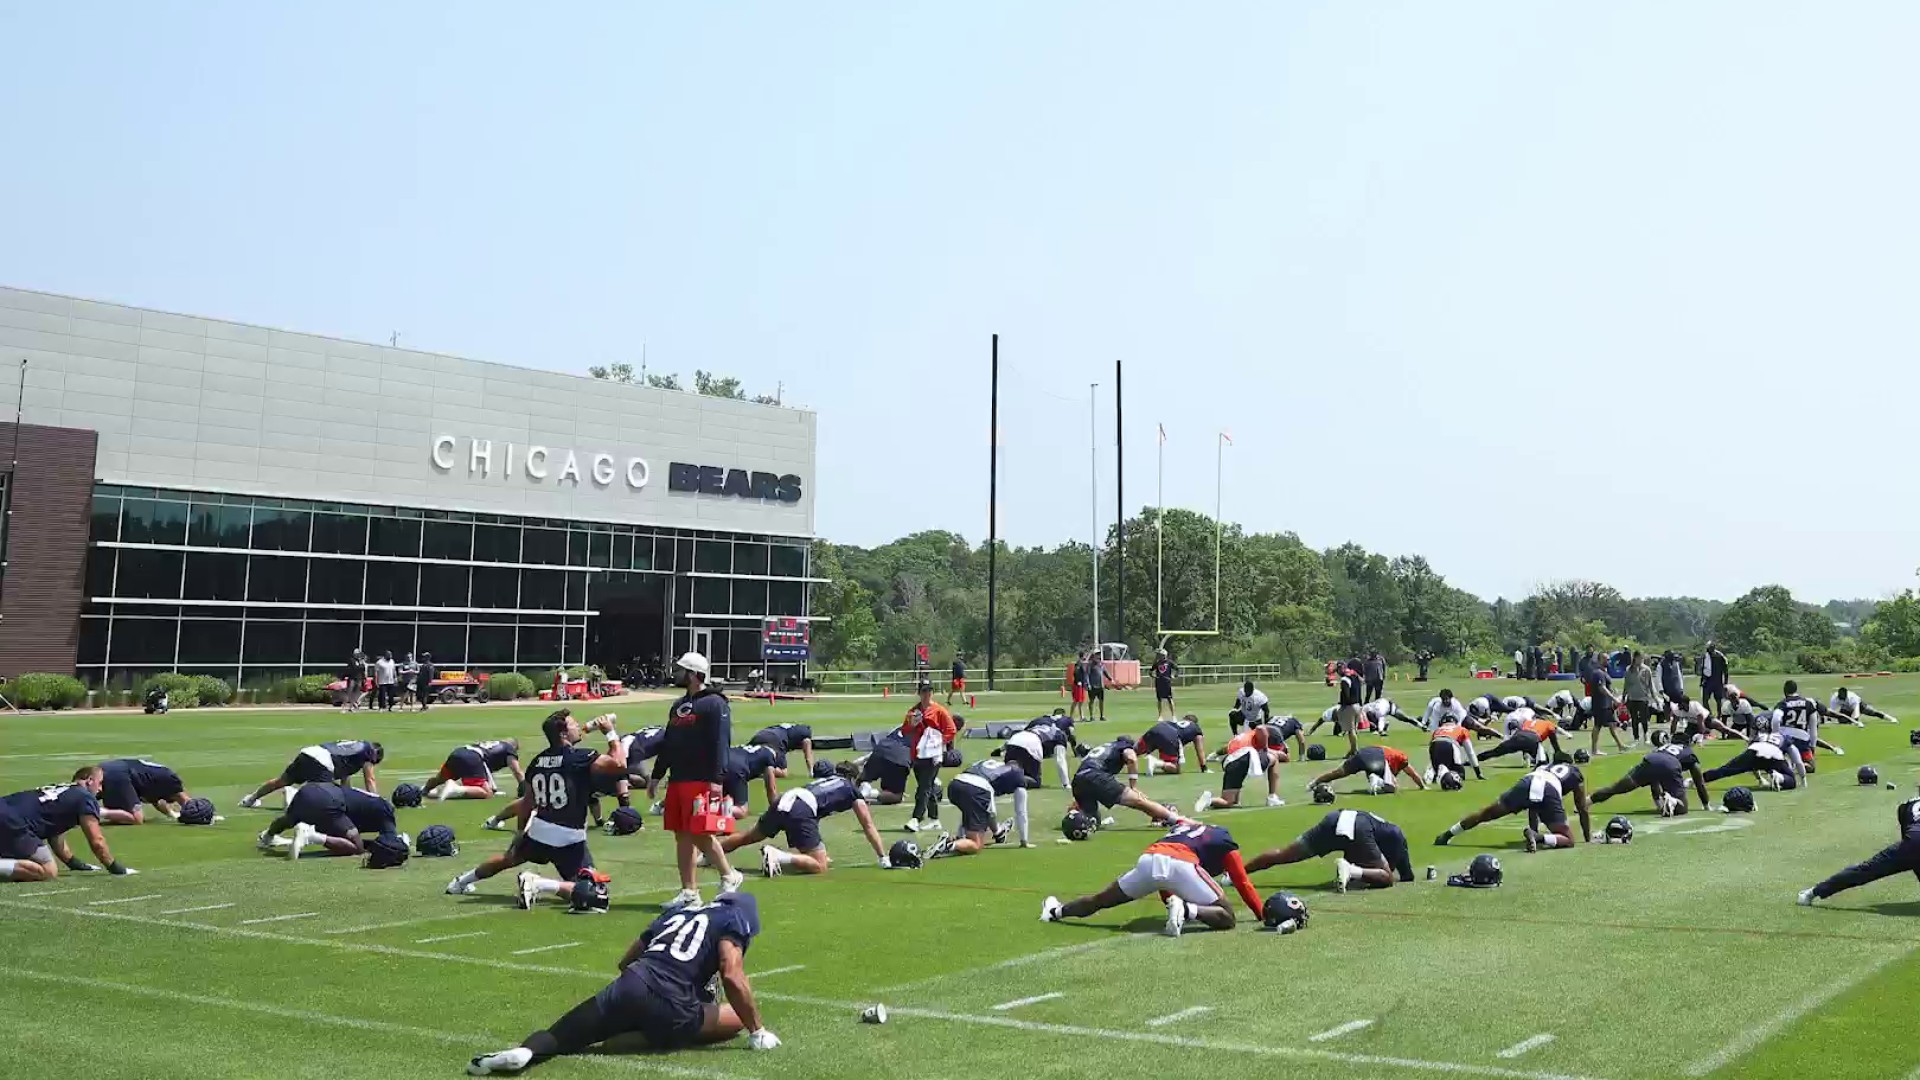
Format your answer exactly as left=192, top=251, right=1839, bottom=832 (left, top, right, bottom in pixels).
left=5, top=3, right=1917, bottom=604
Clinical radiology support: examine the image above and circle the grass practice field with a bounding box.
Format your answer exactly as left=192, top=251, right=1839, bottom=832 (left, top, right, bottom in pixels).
left=3, top=674, right=1919, bottom=1080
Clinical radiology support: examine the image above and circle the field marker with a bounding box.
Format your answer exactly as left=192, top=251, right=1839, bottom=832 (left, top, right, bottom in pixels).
left=160, top=903, right=235, bottom=915
left=1146, top=1006, right=1212, bottom=1027
left=240, top=912, right=318, bottom=925
left=87, top=894, right=160, bottom=906
left=323, top=906, right=513, bottom=935
left=991, top=992, right=1064, bottom=1011
left=512, top=941, right=583, bottom=956
left=753, top=964, right=806, bottom=978
left=1684, top=942, right=1917, bottom=1076
left=0, top=965, right=743, bottom=1080
left=1311, top=1019, right=1376, bottom=1042
left=1497, top=1034, right=1555, bottom=1058
left=876, top=934, right=1142, bottom=994
left=17, top=887, right=88, bottom=897
left=416, top=930, right=489, bottom=944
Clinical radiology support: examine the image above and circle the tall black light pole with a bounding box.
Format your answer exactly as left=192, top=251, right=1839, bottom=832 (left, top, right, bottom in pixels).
left=1114, top=359, right=1124, bottom=646
left=986, top=334, right=999, bottom=691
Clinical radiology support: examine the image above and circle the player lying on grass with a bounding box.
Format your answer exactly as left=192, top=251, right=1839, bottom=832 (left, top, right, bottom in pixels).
left=447, top=710, right=641, bottom=910
left=1799, top=792, right=1920, bottom=907
left=1072, top=736, right=1184, bottom=828
left=1228, top=680, right=1270, bottom=735
left=96, top=757, right=206, bottom=825
left=1428, top=712, right=1498, bottom=783
left=1477, top=710, right=1564, bottom=767
left=1701, top=730, right=1807, bottom=791
left=0, top=766, right=137, bottom=881
left=1000, top=711, right=1077, bottom=788
left=749, top=722, right=817, bottom=774
left=466, top=892, right=778, bottom=1074
left=1041, top=822, right=1265, bottom=936
left=714, top=764, right=887, bottom=875
left=428, top=739, right=524, bottom=801
left=853, top=730, right=913, bottom=806
left=1589, top=731, right=1712, bottom=815
left=1828, top=686, right=1898, bottom=725
left=1666, top=695, right=1749, bottom=743
left=1136, top=715, right=1207, bottom=775
left=1194, top=723, right=1285, bottom=813
left=1308, top=745, right=1425, bottom=796
left=239, top=739, right=384, bottom=808
left=1435, top=762, right=1592, bottom=852
left=929, top=757, right=1036, bottom=859
left=1246, top=808, right=1416, bottom=891
left=257, top=784, right=399, bottom=859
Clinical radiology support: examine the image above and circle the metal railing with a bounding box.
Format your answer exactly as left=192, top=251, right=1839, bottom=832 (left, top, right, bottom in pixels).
left=810, top=661, right=1319, bottom=696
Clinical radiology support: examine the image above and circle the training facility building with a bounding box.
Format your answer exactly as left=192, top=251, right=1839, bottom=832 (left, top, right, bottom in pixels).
left=0, top=285, right=818, bottom=688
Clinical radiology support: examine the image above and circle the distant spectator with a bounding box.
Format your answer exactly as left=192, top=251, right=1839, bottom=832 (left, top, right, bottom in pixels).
left=1152, top=650, right=1179, bottom=720
left=1513, top=648, right=1525, bottom=680
left=1083, top=650, right=1107, bottom=721
left=947, top=654, right=966, bottom=706
left=399, top=652, right=419, bottom=708
left=1702, top=640, right=1730, bottom=717
left=416, top=651, right=436, bottom=711
left=1415, top=649, right=1434, bottom=682
left=373, top=651, right=398, bottom=712
left=1553, top=646, right=1564, bottom=674
left=1660, top=650, right=1686, bottom=702
left=344, top=649, right=367, bottom=712
left=1623, top=651, right=1656, bottom=744
left=1362, top=651, right=1386, bottom=702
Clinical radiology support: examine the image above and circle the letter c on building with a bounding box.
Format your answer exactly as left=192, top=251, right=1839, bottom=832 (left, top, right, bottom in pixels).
left=431, top=434, right=456, bottom=471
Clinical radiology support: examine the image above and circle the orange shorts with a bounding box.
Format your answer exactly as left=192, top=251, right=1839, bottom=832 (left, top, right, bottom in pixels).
left=951, top=678, right=966, bottom=692
left=433, top=765, right=492, bottom=789
left=663, top=780, right=735, bottom=836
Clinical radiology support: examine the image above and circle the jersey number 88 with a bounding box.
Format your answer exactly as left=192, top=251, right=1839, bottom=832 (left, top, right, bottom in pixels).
left=529, top=773, right=569, bottom=810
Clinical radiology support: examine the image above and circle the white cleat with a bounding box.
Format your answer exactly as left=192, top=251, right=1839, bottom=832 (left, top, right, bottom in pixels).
left=857, top=782, right=879, bottom=801
left=1831, top=746, right=1847, bottom=756
left=669, top=888, right=702, bottom=909
left=721, top=870, right=745, bottom=895
left=238, top=795, right=262, bottom=810
left=515, top=871, right=539, bottom=910
left=1163, top=896, right=1188, bottom=937
left=482, top=819, right=508, bottom=832
left=1192, top=791, right=1213, bottom=816
left=1266, top=795, right=1285, bottom=808
left=446, top=877, right=476, bottom=896
left=761, top=846, right=783, bottom=878
left=1334, top=857, right=1354, bottom=894
left=1041, top=895, right=1063, bottom=922
left=395, top=833, right=410, bottom=851
left=208, top=814, right=225, bottom=824
left=903, top=819, right=921, bottom=833
left=1100, top=816, right=1116, bottom=827
left=288, top=822, right=315, bottom=861
left=256, top=829, right=277, bottom=851
left=1797, top=888, right=1817, bottom=907
left=1366, top=774, right=1384, bottom=795
left=694, top=850, right=710, bottom=869
left=468, top=1047, right=534, bottom=1075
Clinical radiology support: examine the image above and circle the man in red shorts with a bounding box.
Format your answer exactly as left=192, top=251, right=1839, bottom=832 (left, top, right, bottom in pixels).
left=946, top=654, right=966, bottom=707
left=649, top=652, right=742, bottom=907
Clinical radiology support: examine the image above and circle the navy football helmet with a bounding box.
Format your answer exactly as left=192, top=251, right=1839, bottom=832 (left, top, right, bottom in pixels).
left=887, top=839, right=924, bottom=869
left=1723, top=786, right=1755, bottom=813
left=391, top=783, right=424, bottom=809
left=1060, top=809, right=1095, bottom=841
left=1439, top=771, right=1464, bottom=792
left=568, top=869, right=610, bottom=914
left=416, top=824, right=458, bottom=857
left=362, top=832, right=410, bottom=869
left=1261, top=891, right=1308, bottom=932
left=1858, top=765, right=1880, bottom=786
left=1311, top=783, right=1336, bottom=804
left=1603, top=815, right=1633, bottom=843
left=605, top=806, right=644, bottom=835
left=177, top=797, right=216, bottom=825
left=1305, top=743, right=1327, bottom=761
left=1468, top=853, right=1503, bottom=886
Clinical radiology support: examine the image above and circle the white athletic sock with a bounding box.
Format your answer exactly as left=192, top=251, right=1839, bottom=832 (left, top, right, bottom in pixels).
left=1539, top=834, right=1564, bottom=848
left=1144, top=756, right=1157, bottom=777
left=766, top=847, right=795, bottom=866
left=454, top=869, right=479, bottom=888
left=1447, top=823, right=1465, bottom=836
left=533, top=877, right=562, bottom=898
left=0, top=859, right=16, bottom=879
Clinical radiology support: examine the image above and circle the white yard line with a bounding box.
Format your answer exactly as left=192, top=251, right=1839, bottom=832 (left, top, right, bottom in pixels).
left=876, top=934, right=1139, bottom=994
left=1310, top=1019, right=1376, bottom=1042
left=1684, top=942, right=1917, bottom=1076
left=1497, top=1035, right=1555, bottom=1059
left=415, top=930, right=490, bottom=944
left=751, top=964, right=806, bottom=978
left=86, top=894, right=160, bottom=906
left=16, top=887, right=89, bottom=897
left=159, top=903, right=235, bottom=915
left=323, top=906, right=511, bottom=935
left=511, top=941, right=584, bottom=956
left=991, top=992, right=1064, bottom=1011
left=1145, top=1006, right=1213, bottom=1027
left=0, top=965, right=742, bottom=1080
left=239, top=912, right=319, bottom=925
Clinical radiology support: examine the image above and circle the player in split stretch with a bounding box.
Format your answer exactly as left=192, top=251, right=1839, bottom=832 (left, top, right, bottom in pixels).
left=1588, top=732, right=1712, bottom=815
left=1477, top=709, right=1564, bottom=768
left=1435, top=762, right=1592, bottom=852
left=1309, top=745, right=1425, bottom=796
left=1428, top=711, right=1497, bottom=783
left=258, top=784, right=399, bottom=859
left=1245, top=808, right=1416, bottom=891
left=428, top=739, right=523, bottom=801
left=1041, top=822, right=1265, bottom=936
left=1071, top=736, right=1183, bottom=829
left=0, top=766, right=138, bottom=881
left=1194, top=723, right=1285, bottom=813
left=1829, top=686, right=1898, bottom=726
left=1000, top=716, right=1076, bottom=789
left=466, top=892, right=779, bottom=1073
left=1423, top=688, right=1470, bottom=732
left=240, top=740, right=383, bottom=808
left=716, top=763, right=887, bottom=876
left=1799, top=792, right=1920, bottom=907
left=96, top=758, right=202, bottom=825
left=720, top=744, right=787, bottom=820
left=1360, top=697, right=1419, bottom=735
left=1701, top=730, right=1806, bottom=791
left=446, top=710, right=629, bottom=909
left=928, top=756, right=1037, bottom=859
left=1136, top=715, right=1208, bottom=776
left=749, top=723, right=817, bottom=775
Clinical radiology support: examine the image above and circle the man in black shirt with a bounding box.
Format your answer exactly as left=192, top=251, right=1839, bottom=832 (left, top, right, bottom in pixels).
left=947, top=655, right=966, bottom=706
left=415, top=652, right=436, bottom=712
left=1083, top=652, right=1107, bottom=721
left=1304, top=663, right=1365, bottom=758
left=1362, top=652, right=1386, bottom=703
left=1151, top=650, right=1178, bottom=720
left=648, top=652, right=743, bottom=908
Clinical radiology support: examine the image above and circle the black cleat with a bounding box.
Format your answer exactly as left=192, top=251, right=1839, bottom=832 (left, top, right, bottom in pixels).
left=1434, top=831, right=1453, bottom=846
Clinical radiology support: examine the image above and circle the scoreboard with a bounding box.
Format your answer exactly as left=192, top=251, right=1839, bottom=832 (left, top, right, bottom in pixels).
left=761, top=617, right=811, bottom=662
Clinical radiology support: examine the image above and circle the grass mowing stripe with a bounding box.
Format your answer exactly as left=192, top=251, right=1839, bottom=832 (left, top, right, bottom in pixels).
left=1497, top=1035, right=1555, bottom=1058
left=1301, top=904, right=1920, bottom=946
left=511, top=941, right=583, bottom=956
left=416, top=931, right=490, bottom=944
left=86, top=893, right=161, bottom=905
left=323, top=905, right=513, bottom=934
left=239, top=911, right=319, bottom=925
left=159, top=903, right=235, bottom=915
left=0, top=964, right=744, bottom=1080
left=991, top=992, right=1063, bottom=1010
left=1145, top=1006, right=1212, bottom=1027
left=1310, top=1019, right=1376, bottom=1041
left=752, top=964, right=807, bottom=978
left=760, top=991, right=1612, bottom=1080
left=14, top=887, right=88, bottom=897
left=1683, top=941, right=1918, bottom=1076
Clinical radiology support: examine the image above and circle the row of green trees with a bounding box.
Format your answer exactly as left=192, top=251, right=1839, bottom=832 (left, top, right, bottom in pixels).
left=807, top=506, right=1908, bottom=675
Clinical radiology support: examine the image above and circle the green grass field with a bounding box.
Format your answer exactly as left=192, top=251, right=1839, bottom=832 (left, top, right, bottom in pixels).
left=3, top=675, right=1918, bottom=1080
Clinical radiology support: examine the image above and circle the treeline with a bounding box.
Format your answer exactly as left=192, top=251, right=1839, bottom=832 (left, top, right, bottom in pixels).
left=807, top=507, right=1906, bottom=675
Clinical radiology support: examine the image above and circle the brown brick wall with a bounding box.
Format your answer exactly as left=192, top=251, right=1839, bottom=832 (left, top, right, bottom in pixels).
left=0, top=423, right=98, bottom=676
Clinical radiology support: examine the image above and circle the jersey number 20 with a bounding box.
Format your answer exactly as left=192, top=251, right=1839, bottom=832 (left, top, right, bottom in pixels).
left=647, top=911, right=710, bottom=962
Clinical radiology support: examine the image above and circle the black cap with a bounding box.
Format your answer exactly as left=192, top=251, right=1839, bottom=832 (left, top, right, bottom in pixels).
left=916, top=680, right=933, bottom=694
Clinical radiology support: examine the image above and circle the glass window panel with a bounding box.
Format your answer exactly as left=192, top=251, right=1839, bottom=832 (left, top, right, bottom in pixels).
left=564, top=624, right=584, bottom=664
left=472, top=524, right=521, bottom=563
left=79, top=617, right=109, bottom=665
left=311, top=512, right=368, bottom=555
left=565, top=572, right=587, bottom=611
left=522, top=527, right=565, bottom=566
left=567, top=530, right=588, bottom=567
left=768, top=579, right=804, bottom=615
left=116, top=549, right=183, bottom=599
left=515, top=624, right=563, bottom=667
left=731, top=579, right=768, bottom=615
left=770, top=544, right=807, bottom=577
left=419, top=564, right=471, bottom=608
left=184, top=552, right=247, bottom=600
left=308, top=559, right=366, bottom=606
left=468, top=624, right=514, bottom=665
left=121, top=498, right=187, bottom=545
left=674, top=539, right=693, bottom=573
left=110, top=617, right=178, bottom=664
left=695, top=540, right=731, bottom=574
left=242, top=620, right=303, bottom=665
left=470, top=566, right=519, bottom=610
left=632, top=536, right=655, bottom=572
left=729, top=628, right=764, bottom=664
left=416, top=622, right=466, bottom=667
left=303, top=621, right=358, bottom=666
left=586, top=530, right=610, bottom=568
left=368, top=517, right=422, bottom=558
left=675, top=577, right=693, bottom=615
left=84, top=548, right=115, bottom=598
left=365, top=562, right=419, bottom=607
left=178, top=618, right=242, bottom=665
left=733, top=543, right=769, bottom=576
left=519, top=569, right=564, bottom=610
left=610, top=533, right=631, bottom=572
left=246, top=555, right=307, bottom=603
left=252, top=507, right=313, bottom=552
left=422, top=520, right=473, bottom=561
left=90, top=496, right=120, bottom=544
left=187, top=502, right=252, bottom=548
left=693, top=577, right=729, bottom=613
left=360, top=621, right=415, bottom=662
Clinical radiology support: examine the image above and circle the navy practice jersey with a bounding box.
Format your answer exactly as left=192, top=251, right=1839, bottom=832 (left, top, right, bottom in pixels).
left=323, top=740, right=380, bottom=777
left=963, top=758, right=1037, bottom=795
left=661, top=689, right=731, bottom=784
left=469, top=740, right=518, bottom=771
left=102, top=758, right=177, bottom=800
left=2, top=783, right=101, bottom=839
left=1150, top=822, right=1240, bottom=876
left=724, top=745, right=780, bottom=784
left=869, top=730, right=912, bottom=769
left=1898, top=797, right=1920, bottom=839
left=800, top=776, right=859, bottom=817
left=305, top=785, right=397, bottom=835
left=1266, top=715, right=1303, bottom=742
left=1079, top=738, right=1133, bottom=776
left=525, top=745, right=601, bottom=839
left=1651, top=743, right=1700, bottom=771
left=1146, top=718, right=1202, bottom=746
left=1022, top=720, right=1073, bottom=755
left=635, top=893, right=760, bottom=1005
left=622, top=727, right=667, bottom=766
left=750, top=723, right=813, bottom=753
left=1775, top=695, right=1821, bottom=731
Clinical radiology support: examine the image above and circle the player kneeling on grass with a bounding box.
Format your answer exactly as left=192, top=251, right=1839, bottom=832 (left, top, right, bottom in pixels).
left=1701, top=729, right=1806, bottom=792
left=1041, top=822, right=1264, bottom=936
left=1136, top=715, right=1207, bottom=776
left=0, top=766, right=138, bottom=882
left=1429, top=713, right=1497, bottom=783
left=1435, top=762, right=1591, bottom=852
left=466, top=892, right=778, bottom=1074
left=1001, top=714, right=1076, bottom=788
left=258, top=784, right=401, bottom=859
left=446, top=710, right=629, bottom=910
left=429, top=739, right=524, bottom=801
left=239, top=739, right=384, bottom=808
left=1194, top=723, right=1285, bottom=813
left=1245, top=808, right=1416, bottom=891
left=1308, top=745, right=1425, bottom=797
left=1829, top=686, right=1897, bottom=726
left=1799, top=790, right=1920, bottom=907
left=1589, top=731, right=1712, bottom=815
left=1072, top=737, right=1183, bottom=829
left=748, top=722, right=816, bottom=775
left=928, top=757, right=1037, bottom=859
left=719, top=762, right=887, bottom=875
left=1477, top=709, right=1564, bottom=767
left=853, top=729, right=913, bottom=806
left=1359, top=697, right=1418, bottom=735
left=97, top=757, right=206, bottom=825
